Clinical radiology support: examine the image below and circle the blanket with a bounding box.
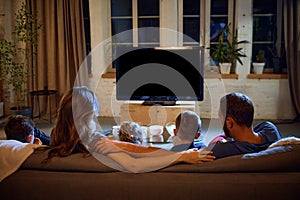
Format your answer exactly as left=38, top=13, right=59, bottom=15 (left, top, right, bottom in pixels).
left=268, top=136, right=300, bottom=149
left=0, top=140, right=40, bottom=182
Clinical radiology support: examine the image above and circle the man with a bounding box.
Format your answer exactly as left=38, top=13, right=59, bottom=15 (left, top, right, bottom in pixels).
left=4, top=115, right=50, bottom=145
left=207, top=92, right=282, bottom=159
left=171, top=110, right=206, bottom=152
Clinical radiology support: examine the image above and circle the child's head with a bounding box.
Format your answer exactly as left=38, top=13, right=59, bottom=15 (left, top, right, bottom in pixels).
left=174, top=110, right=201, bottom=142
left=119, top=121, right=143, bottom=145
left=4, top=115, right=36, bottom=143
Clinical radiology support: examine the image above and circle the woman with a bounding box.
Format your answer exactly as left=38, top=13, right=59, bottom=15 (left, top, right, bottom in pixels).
left=46, top=86, right=214, bottom=172
left=45, top=86, right=98, bottom=160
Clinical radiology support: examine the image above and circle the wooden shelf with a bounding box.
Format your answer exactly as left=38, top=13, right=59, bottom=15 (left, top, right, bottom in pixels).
left=102, top=72, right=288, bottom=80
left=204, top=73, right=238, bottom=79
left=101, top=72, right=116, bottom=78
left=101, top=72, right=239, bottom=79
left=247, top=74, right=288, bottom=79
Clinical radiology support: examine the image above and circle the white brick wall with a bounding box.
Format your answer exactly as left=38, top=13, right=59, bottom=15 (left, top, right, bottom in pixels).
left=96, top=77, right=296, bottom=120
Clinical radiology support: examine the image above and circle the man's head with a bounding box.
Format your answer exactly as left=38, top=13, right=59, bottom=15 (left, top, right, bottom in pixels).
left=4, top=115, right=35, bottom=143
left=219, top=92, right=254, bottom=137
left=174, top=110, right=201, bottom=142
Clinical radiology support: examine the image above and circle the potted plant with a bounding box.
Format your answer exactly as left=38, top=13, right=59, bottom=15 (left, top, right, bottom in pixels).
left=269, top=46, right=284, bottom=74
left=252, top=50, right=265, bottom=74
left=210, top=24, right=248, bottom=74
left=0, top=2, right=41, bottom=116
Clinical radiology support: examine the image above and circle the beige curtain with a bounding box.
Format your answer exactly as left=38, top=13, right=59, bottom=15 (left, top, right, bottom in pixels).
left=26, top=0, right=87, bottom=116
left=284, top=0, right=300, bottom=121
left=27, top=0, right=86, bottom=97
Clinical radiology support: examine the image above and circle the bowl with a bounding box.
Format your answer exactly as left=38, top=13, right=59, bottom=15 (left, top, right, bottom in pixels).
left=165, top=122, right=176, bottom=136
left=149, top=135, right=164, bottom=142
left=149, top=125, right=164, bottom=136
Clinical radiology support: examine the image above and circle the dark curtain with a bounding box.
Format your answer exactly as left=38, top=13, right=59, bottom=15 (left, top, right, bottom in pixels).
left=284, top=0, right=300, bottom=121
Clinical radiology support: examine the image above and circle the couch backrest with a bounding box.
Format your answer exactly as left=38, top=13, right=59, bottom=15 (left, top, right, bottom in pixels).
left=22, top=145, right=300, bottom=173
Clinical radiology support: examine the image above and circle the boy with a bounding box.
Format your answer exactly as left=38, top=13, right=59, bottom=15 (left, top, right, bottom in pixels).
left=171, top=110, right=206, bottom=152
left=4, top=115, right=50, bottom=145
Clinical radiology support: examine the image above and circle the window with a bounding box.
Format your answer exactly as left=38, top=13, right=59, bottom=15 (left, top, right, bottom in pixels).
left=107, top=0, right=286, bottom=74
left=111, top=0, right=133, bottom=45
left=210, top=0, right=228, bottom=43
left=138, top=0, right=160, bottom=47
left=83, top=0, right=91, bottom=55
left=111, top=0, right=159, bottom=47
left=252, top=0, right=287, bottom=73
left=182, top=0, right=200, bottom=45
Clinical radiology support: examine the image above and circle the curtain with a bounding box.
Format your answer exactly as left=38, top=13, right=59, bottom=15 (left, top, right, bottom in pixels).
left=27, top=0, right=86, bottom=97
left=284, top=0, right=300, bottom=121
left=26, top=0, right=87, bottom=115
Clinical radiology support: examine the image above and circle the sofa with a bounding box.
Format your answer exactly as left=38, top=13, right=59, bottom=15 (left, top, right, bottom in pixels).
left=1, top=144, right=300, bottom=200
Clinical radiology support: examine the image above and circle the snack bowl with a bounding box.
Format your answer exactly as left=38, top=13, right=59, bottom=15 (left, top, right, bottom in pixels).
left=165, top=122, right=176, bottom=136
left=149, top=135, right=164, bottom=142
left=149, top=125, right=164, bottom=136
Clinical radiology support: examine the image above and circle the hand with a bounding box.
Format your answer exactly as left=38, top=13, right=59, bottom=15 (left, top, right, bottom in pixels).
left=179, top=149, right=215, bottom=164
left=94, top=138, right=122, bottom=155
left=198, top=149, right=215, bottom=162
left=33, top=138, right=42, bottom=145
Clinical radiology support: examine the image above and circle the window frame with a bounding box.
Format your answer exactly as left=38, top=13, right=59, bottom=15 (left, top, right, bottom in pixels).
left=96, top=0, right=285, bottom=75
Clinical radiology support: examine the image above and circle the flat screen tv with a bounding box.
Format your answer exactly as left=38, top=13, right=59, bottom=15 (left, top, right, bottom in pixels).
left=115, top=46, right=204, bottom=105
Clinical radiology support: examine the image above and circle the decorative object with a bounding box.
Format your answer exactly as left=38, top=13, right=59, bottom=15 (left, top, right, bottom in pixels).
left=210, top=24, right=248, bottom=74
left=0, top=3, right=42, bottom=116
left=253, top=50, right=265, bottom=74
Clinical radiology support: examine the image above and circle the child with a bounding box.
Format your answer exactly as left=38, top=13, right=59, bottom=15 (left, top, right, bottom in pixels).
left=4, top=115, right=50, bottom=145
left=171, top=110, right=206, bottom=152
left=118, top=121, right=144, bottom=145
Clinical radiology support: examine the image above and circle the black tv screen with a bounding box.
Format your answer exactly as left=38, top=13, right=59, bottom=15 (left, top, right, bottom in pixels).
left=115, top=46, right=204, bottom=103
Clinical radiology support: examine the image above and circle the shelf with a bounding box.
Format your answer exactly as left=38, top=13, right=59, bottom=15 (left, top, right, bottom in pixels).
left=102, top=72, right=288, bottom=80
left=204, top=73, right=238, bottom=79
left=101, top=72, right=116, bottom=78
left=247, top=74, right=288, bottom=79
left=101, top=72, right=239, bottom=79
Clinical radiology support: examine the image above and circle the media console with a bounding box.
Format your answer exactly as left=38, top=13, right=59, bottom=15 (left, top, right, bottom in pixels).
left=120, top=102, right=195, bottom=126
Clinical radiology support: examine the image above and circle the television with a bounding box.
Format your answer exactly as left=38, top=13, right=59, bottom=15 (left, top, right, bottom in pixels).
left=115, top=46, right=204, bottom=105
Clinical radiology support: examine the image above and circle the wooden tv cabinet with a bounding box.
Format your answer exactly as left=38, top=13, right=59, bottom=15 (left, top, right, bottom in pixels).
left=120, top=102, right=195, bottom=126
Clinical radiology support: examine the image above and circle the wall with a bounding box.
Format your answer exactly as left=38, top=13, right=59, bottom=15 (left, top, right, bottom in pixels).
left=87, top=0, right=296, bottom=120
left=95, top=76, right=295, bottom=120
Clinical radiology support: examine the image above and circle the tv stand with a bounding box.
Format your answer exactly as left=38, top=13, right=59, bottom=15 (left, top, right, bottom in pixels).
left=142, top=101, right=176, bottom=106
left=120, top=102, right=195, bottom=126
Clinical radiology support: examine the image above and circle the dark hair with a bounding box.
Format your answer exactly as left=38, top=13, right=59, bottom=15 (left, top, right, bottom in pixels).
left=4, top=115, right=35, bottom=142
left=220, top=93, right=254, bottom=127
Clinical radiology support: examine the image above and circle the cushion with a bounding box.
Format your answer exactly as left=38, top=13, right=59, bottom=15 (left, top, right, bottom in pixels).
left=161, top=145, right=300, bottom=172
left=22, top=149, right=116, bottom=172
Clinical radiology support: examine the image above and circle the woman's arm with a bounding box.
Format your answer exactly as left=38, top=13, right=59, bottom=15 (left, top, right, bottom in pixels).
left=95, top=138, right=175, bottom=157
left=105, top=150, right=214, bottom=173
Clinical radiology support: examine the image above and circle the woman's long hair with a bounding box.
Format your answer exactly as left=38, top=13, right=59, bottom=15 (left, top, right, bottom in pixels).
left=45, top=86, right=99, bottom=161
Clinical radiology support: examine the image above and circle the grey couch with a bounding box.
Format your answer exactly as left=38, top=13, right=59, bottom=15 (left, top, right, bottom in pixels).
left=1, top=145, right=300, bottom=200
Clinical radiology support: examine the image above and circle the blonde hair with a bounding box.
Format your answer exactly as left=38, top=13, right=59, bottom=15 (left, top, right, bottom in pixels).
left=119, top=121, right=143, bottom=145
left=46, top=86, right=99, bottom=161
